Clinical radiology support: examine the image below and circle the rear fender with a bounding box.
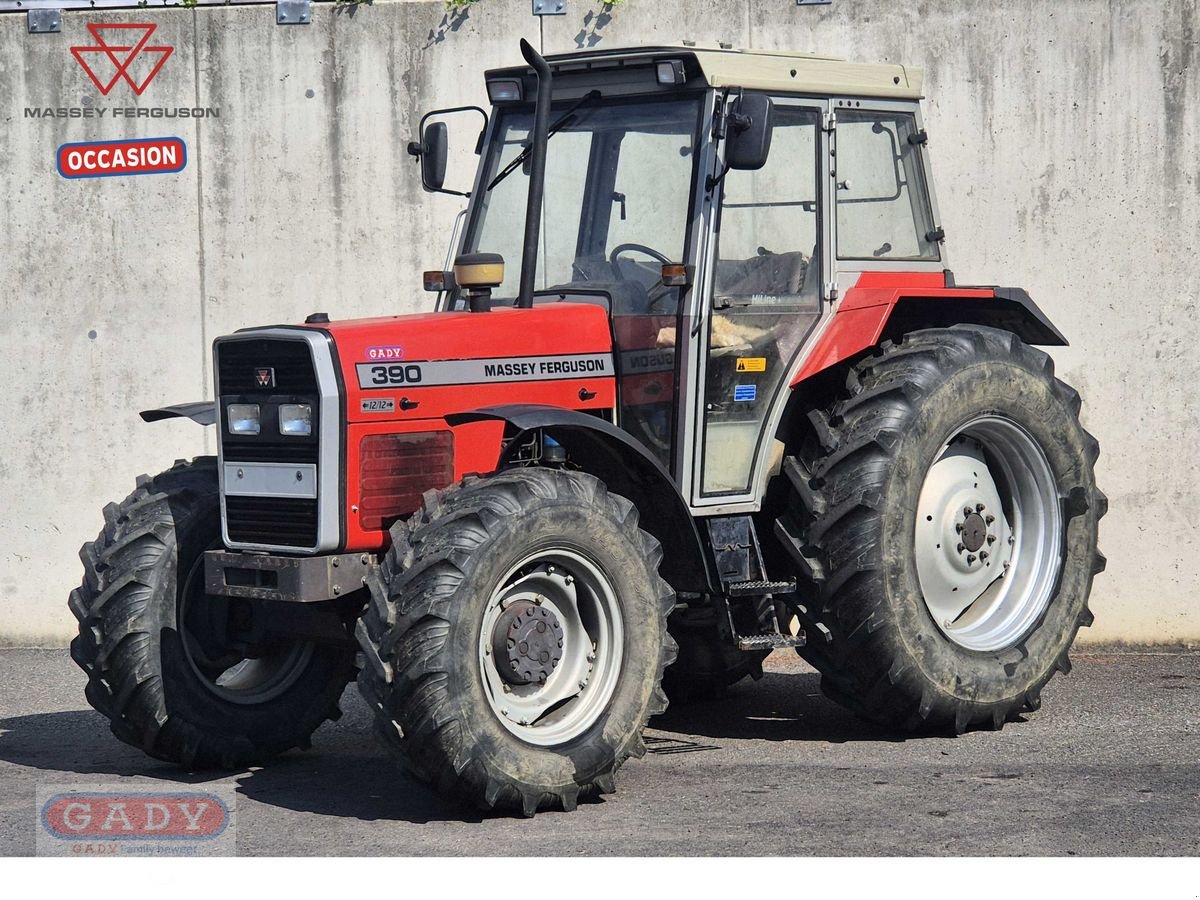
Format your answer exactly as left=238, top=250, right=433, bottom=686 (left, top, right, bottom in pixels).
left=792, top=279, right=1067, bottom=386
left=446, top=404, right=716, bottom=593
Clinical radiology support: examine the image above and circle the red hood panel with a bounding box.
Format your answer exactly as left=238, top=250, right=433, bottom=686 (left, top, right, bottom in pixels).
left=304, top=303, right=617, bottom=423
left=312, top=304, right=613, bottom=361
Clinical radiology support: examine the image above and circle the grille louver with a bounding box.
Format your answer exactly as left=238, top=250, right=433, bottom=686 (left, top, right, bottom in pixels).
left=224, top=496, right=318, bottom=548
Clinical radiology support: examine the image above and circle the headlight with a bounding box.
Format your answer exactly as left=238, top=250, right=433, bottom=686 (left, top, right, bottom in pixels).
left=227, top=404, right=261, bottom=435
left=279, top=403, right=313, bottom=436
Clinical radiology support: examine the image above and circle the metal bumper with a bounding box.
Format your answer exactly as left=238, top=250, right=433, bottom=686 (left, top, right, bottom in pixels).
left=204, top=549, right=376, bottom=603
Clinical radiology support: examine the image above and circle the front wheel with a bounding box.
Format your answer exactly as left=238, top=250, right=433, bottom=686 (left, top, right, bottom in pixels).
left=69, top=458, right=357, bottom=768
left=774, top=326, right=1106, bottom=733
left=355, top=468, right=676, bottom=816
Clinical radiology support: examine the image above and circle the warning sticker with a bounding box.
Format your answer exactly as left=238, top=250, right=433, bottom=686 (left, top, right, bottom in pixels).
left=735, top=357, right=767, bottom=373
left=733, top=384, right=757, bottom=402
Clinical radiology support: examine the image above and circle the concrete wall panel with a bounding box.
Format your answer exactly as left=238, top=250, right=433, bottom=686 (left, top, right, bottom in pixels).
left=1, top=0, right=1197, bottom=645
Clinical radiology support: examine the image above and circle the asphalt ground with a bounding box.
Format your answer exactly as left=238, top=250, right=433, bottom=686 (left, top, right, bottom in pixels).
left=1, top=648, right=1197, bottom=856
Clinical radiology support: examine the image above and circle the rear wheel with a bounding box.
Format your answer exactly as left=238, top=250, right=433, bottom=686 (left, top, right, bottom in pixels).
left=69, top=458, right=357, bottom=768
left=774, top=326, right=1106, bottom=732
left=355, top=468, right=676, bottom=816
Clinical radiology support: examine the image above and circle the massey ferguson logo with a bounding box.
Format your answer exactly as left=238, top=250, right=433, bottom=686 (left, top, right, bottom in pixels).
left=71, top=24, right=173, bottom=97
left=254, top=368, right=275, bottom=388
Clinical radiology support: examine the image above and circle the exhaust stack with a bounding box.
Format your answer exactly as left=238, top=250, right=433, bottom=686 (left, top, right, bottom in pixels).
left=516, top=38, right=552, bottom=310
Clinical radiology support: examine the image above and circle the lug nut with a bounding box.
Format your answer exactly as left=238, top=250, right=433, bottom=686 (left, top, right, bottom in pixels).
left=987, top=535, right=996, bottom=545
left=967, top=554, right=977, bottom=564
left=956, top=543, right=965, bottom=553
left=980, top=551, right=989, bottom=561
left=964, top=507, right=974, bottom=517
left=565, top=575, right=574, bottom=585
left=985, top=514, right=995, bottom=525
left=976, top=503, right=985, bottom=512
left=955, top=523, right=963, bottom=533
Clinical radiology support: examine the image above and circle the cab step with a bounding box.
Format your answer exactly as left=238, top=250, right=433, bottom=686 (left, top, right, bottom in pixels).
left=726, top=579, right=797, bottom=598
left=737, top=632, right=806, bottom=651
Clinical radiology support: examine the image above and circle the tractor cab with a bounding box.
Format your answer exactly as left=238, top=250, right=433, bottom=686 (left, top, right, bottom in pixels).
left=416, top=42, right=939, bottom=503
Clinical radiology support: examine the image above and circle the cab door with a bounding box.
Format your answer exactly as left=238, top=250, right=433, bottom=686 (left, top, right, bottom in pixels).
left=689, top=99, right=829, bottom=504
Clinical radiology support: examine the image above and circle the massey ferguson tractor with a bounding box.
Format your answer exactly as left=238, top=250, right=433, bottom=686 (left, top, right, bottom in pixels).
left=70, top=40, right=1105, bottom=816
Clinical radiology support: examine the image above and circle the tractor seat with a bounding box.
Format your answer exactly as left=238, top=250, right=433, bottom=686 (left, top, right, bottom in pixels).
left=714, top=250, right=811, bottom=302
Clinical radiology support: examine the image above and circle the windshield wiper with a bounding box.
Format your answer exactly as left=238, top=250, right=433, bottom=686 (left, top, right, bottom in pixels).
left=487, top=90, right=601, bottom=192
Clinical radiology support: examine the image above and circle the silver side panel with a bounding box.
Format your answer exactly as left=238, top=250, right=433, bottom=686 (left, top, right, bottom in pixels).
left=223, top=462, right=318, bottom=500
left=214, top=328, right=342, bottom=554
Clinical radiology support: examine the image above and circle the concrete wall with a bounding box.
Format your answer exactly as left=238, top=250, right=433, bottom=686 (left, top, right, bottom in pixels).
left=0, top=0, right=1196, bottom=646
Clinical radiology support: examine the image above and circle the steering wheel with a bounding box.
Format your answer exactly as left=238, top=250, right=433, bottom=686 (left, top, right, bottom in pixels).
left=609, top=242, right=672, bottom=267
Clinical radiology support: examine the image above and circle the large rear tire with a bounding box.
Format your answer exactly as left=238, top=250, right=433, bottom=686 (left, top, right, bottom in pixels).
left=355, top=468, right=676, bottom=816
left=773, top=326, right=1106, bottom=732
left=69, top=458, right=357, bottom=768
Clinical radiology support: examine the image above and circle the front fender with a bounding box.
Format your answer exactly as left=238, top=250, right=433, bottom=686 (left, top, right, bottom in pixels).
left=140, top=401, right=216, bottom=426
left=446, top=404, right=716, bottom=593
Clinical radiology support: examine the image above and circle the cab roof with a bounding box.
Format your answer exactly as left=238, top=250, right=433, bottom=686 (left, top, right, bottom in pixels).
left=487, top=44, right=924, bottom=101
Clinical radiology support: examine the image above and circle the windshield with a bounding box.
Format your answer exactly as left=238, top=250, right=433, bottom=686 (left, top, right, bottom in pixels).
left=457, top=96, right=704, bottom=307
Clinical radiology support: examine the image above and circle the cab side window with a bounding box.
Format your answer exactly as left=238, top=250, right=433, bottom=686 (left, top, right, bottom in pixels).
left=835, top=110, right=939, bottom=261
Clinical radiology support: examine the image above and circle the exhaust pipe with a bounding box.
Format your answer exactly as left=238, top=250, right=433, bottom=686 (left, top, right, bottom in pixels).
left=517, top=38, right=551, bottom=310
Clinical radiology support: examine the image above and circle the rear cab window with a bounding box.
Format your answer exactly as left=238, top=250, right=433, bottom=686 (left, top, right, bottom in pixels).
left=835, top=108, right=939, bottom=262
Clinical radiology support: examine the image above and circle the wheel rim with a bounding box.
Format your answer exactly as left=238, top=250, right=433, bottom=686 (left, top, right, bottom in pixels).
left=914, top=416, right=1063, bottom=652
left=178, top=554, right=314, bottom=706
left=478, top=548, right=624, bottom=747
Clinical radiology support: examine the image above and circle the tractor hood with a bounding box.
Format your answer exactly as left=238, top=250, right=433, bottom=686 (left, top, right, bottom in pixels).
left=304, top=302, right=618, bottom=423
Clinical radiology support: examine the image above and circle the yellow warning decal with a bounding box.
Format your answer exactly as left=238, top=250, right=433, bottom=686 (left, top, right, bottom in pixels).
left=735, top=357, right=767, bottom=373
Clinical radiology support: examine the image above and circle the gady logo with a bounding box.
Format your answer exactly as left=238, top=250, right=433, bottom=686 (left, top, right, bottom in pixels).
left=70, top=23, right=173, bottom=97
left=36, top=785, right=235, bottom=857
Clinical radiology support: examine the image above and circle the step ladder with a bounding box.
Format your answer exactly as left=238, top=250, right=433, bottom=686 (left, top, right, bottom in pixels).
left=706, top=516, right=805, bottom=651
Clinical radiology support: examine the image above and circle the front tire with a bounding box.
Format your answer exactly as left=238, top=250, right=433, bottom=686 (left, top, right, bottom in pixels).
left=774, top=326, right=1106, bottom=733
left=69, top=458, right=357, bottom=768
left=355, top=468, right=676, bottom=816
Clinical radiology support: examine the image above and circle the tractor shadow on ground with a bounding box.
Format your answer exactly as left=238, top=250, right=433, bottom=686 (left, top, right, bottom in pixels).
left=0, top=709, right=232, bottom=784
left=0, top=696, right=585, bottom=825
left=0, top=670, right=956, bottom=826
left=650, top=669, right=948, bottom=744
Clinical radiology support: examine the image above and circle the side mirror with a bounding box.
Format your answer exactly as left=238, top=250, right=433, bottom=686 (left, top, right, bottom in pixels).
left=725, top=94, right=774, bottom=171
left=413, top=122, right=448, bottom=192
left=407, top=106, right=488, bottom=198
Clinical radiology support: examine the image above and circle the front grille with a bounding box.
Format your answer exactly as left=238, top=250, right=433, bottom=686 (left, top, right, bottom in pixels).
left=218, top=336, right=325, bottom=550
left=225, top=496, right=318, bottom=548
left=217, top=338, right=318, bottom=393
left=222, top=440, right=319, bottom=465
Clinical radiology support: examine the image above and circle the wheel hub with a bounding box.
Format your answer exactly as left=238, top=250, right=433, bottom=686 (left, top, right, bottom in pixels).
left=492, top=599, right=564, bottom=685
left=959, top=512, right=988, bottom=553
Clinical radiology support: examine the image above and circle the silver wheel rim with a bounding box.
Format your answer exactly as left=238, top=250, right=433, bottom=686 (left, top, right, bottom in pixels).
left=179, top=556, right=315, bottom=706
left=914, top=416, right=1062, bottom=652
left=478, top=548, right=624, bottom=747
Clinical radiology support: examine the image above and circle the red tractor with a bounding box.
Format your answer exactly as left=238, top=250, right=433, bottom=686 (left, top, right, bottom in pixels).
left=70, top=41, right=1105, bottom=816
